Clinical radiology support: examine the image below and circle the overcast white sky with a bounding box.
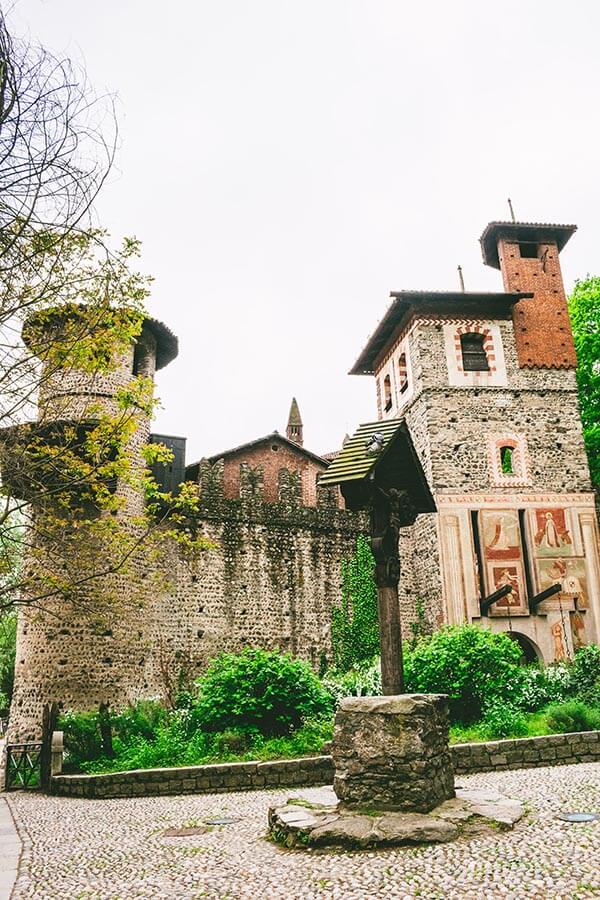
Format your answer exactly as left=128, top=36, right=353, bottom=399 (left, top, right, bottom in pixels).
left=11, top=1, right=600, bottom=461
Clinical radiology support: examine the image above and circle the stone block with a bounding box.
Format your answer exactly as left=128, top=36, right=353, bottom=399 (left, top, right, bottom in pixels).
left=489, top=754, right=508, bottom=766
left=332, top=694, right=455, bottom=813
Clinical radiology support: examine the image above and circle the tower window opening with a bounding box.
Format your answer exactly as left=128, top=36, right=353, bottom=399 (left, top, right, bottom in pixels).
left=460, top=332, right=489, bottom=372
left=383, top=374, right=392, bottom=411
left=518, top=241, right=539, bottom=259
left=398, top=353, right=408, bottom=393
left=500, top=446, right=514, bottom=474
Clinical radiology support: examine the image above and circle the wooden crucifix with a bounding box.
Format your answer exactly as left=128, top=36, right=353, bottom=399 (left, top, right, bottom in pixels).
left=318, top=419, right=436, bottom=696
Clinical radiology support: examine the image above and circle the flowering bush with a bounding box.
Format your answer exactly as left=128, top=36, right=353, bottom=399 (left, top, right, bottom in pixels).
left=515, top=663, right=570, bottom=712
left=322, top=657, right=382, bottom=704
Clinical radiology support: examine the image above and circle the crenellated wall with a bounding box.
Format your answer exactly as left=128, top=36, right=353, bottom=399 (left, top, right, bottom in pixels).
left=8, top=448, right=366, bottom=740
left=155, top=460, right=366, bottom=677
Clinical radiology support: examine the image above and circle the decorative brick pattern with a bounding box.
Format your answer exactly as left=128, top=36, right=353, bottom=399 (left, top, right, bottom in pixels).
left=453, top=322, right=496, bottom=375
left=487, top=432, right=532, bottom=488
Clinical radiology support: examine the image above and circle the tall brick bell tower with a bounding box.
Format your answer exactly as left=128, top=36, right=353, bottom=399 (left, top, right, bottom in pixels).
left=480, top=220, right=577, bottom=369
left=351, top=216, right=600, bottom=663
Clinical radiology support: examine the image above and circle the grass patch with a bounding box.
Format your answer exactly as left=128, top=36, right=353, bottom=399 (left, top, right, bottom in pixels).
left=449, top=706, right=597, bottom=744
left=80, top=718, right=334, bottom=775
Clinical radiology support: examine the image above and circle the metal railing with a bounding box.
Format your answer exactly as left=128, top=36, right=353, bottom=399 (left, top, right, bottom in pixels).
left=5, top=741, right=43, bottom=791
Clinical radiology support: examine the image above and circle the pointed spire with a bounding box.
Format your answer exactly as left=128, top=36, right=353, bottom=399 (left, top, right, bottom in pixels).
left=286, top=397, right=303, bottom=446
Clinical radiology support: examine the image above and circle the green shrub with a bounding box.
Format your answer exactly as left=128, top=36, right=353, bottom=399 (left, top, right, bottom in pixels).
left=60, top=710, right=104, bottom=771
left=514, top=663, right=570, bottom=712
left=478, top=701, right=528, bottom=739
left=545, top=700, right=600, bottom=734
left=111, top=700, right=167, bottom=744
left=403, top=624, right=522, bottom=722
left=331, top=536, right=379, bottom=671
left=568, top=644, right=600, bottom=705
left=191, top=649, right=333, bottom=736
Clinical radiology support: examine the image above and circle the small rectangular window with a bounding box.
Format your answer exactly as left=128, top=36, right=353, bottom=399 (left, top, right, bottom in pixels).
left=518, top=242, right=539, bottom=259
left=461, top=333, right=489, bottom=372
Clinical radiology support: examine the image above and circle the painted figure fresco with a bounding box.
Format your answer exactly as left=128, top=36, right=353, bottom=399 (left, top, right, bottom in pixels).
left=486, top=561, right=528, bottom=616
left=537, top=557, right=589, bottom=608
left=480, top=511, right=528, bottom=615
left=481, top=510, right=521, bottom=559
left=570, top=610, right=587, bottom=650
left=551, top=621, right=568, bottom=661
left=533, top=508, right=573, bottom=557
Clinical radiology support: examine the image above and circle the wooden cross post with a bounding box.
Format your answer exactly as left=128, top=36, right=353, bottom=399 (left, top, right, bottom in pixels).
left=316, top=420, right=436, bottom=698
left=369, top=484, right=413, bottom=695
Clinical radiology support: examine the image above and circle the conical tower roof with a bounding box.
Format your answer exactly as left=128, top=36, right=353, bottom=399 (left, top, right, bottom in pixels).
left=287, top=397, right=303, bottom=427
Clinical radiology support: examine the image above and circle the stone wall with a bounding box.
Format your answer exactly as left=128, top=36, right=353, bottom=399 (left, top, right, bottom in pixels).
left=452, top=730, right=600, bottom=774
left=160, top=460, right=366, bottom=673
left=9, top=456, right=365, bottom=740
left=50, top=756, right=334, bottom=799
left=49, top=730, right=600, bottom=800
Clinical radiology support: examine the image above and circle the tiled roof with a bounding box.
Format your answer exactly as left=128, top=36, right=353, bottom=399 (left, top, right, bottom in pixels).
left=318, top=418, right=402, bottom=487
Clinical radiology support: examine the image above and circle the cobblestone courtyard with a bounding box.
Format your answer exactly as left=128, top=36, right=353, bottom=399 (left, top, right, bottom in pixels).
left=4, top=762, right=600, bottom=899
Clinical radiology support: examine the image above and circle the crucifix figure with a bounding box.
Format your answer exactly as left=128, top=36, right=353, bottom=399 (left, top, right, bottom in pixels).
left=369, top=482, right=416, bottom=694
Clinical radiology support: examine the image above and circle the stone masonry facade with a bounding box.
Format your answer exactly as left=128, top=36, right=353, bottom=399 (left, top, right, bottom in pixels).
left=355, top=218, right=600, bottom=663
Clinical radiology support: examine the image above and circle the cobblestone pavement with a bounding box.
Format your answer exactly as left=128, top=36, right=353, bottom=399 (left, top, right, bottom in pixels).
left=6, top=762, right=600, bottom=900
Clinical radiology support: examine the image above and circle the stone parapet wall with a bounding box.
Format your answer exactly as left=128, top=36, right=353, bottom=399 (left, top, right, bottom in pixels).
left=49, top=731, right=600, bottom=799
left=50, top=755, right=334, bottom=799
left=452, top=730, right=600, bottom=774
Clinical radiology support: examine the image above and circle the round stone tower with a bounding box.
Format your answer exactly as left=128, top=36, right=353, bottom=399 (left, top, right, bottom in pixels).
left=4, top=305, right=178, bottom=740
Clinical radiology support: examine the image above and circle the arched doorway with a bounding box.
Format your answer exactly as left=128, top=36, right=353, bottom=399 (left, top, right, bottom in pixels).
left=506, top=631, right=541, bottom=665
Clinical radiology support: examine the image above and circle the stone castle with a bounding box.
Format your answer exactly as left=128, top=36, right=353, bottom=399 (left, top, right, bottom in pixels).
left=5, top=213, right=600, bottom=738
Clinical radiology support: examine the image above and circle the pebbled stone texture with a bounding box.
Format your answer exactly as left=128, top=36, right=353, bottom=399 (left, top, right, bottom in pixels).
left=7, top=763, right=600, bottom=899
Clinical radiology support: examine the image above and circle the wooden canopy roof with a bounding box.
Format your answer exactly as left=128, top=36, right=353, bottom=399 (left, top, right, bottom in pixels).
left=318, top=418, right=435, bottom=515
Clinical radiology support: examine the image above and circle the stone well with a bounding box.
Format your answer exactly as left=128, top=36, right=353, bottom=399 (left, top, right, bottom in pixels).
left=333, top=694, right=455, bottom=813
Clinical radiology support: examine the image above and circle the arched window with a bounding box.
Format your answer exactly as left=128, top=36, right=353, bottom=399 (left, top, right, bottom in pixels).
left=383, top=374, right=392, bottom=411
left=499, top=446, right=515, bottom=474
left=460, top=332, right=489, bottom=372
left=398, top=353, right=408, bottom=393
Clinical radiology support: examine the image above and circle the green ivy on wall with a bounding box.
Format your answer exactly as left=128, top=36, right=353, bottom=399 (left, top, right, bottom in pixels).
left=331, top=535, right=379, bottom=672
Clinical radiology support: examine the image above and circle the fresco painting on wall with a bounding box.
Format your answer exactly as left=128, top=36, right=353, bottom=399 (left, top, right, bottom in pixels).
left=480, top=509, right=521, bottom=559
left=480, top=510, right=528, bottom=615
left=485, top=561, right=528, bottom=616
left=570, top=610, right=587, bottom=650
left=532, top=508, right=574, bottom=557
left=537, top=557, right=589, bottom=609
left=551, top=621, right=568, bottom=661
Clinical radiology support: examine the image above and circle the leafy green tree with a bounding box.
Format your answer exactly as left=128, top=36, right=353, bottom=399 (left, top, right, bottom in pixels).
left=0, top=610, right=16, bottom=713
left=569, top=277, right=600, bottom=486
left=331, top=535, right=379, bottom=671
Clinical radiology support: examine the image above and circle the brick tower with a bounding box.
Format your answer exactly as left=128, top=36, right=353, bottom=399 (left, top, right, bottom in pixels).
left=351, top=218, right=600, bottom=663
